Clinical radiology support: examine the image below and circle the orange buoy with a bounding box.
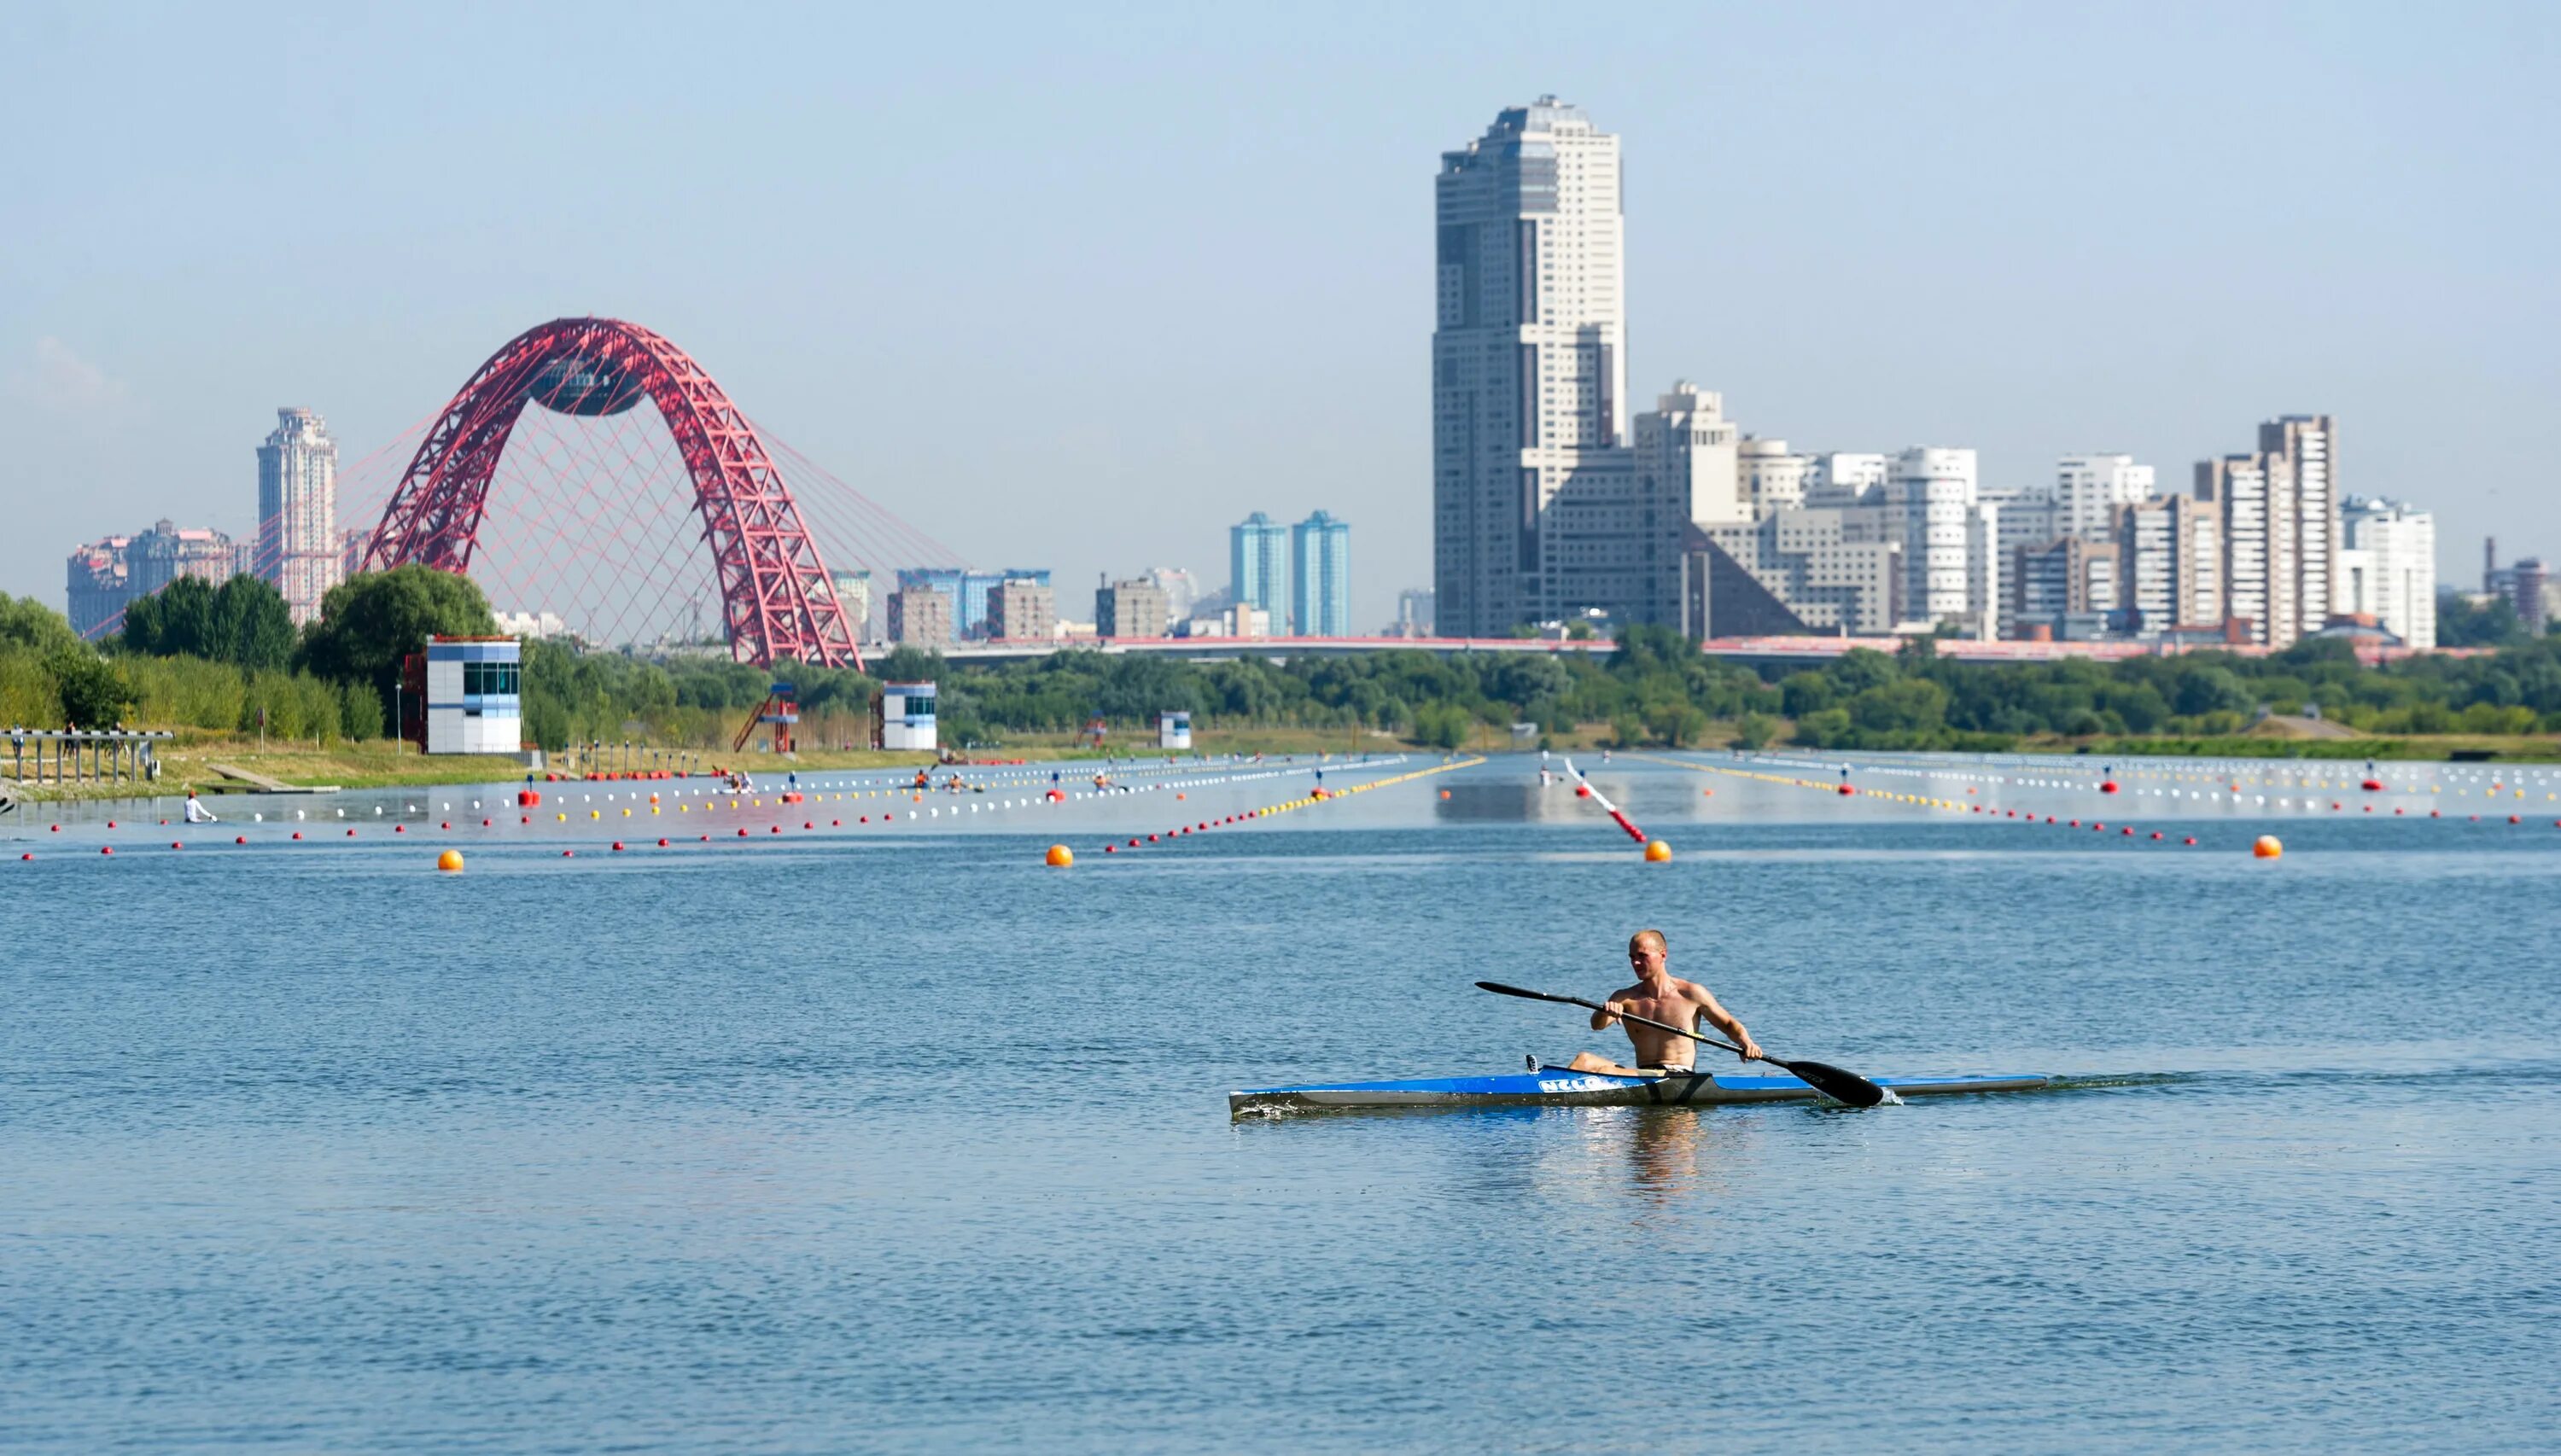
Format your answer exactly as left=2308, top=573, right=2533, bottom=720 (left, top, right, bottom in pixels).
left=1837, top=784, right=1855, bottom=795
left=436, top=849, right=464, bottom=872
left=2253, top=835, right=2284, bottom=859
left=2100, top=781, right=2119, bottom=794
left=1643, top=840, right=1672, bottom=863
left=1439, top=789, right=1451, bottom=799
left=1046, top=844, right=1073, bottom=867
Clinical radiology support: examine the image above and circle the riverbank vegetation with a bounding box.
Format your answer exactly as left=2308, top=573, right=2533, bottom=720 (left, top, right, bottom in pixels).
left=6, top=583, right=2558, bottom=787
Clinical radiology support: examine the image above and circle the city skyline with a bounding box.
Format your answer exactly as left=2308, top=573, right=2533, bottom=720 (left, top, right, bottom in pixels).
left=3, top=6, right=2553, bottom=622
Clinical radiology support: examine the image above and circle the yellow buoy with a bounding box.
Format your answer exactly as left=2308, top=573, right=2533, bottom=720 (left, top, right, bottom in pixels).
left=2253, top=835, right=2284, bottom=859
left=1644, top=840, right=1673, bottom=863
left=435, top=849, right=464, bottom=873
left=1045, top=844, right=1073, bottom=867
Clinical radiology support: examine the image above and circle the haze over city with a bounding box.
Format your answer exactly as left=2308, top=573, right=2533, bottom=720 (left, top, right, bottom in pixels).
left=3, top=2, right=2553, bottom=621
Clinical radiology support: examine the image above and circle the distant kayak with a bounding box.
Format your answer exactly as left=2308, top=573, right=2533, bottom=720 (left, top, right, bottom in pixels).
left=1231, top=1063, right=2050, bottom=1115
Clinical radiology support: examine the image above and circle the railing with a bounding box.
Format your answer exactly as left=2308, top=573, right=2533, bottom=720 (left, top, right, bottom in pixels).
left=5, top=729, right=176, bottom=787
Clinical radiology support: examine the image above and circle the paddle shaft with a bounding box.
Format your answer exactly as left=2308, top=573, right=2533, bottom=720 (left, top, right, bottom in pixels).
left=1496, top=985, right=1755, bottom=1061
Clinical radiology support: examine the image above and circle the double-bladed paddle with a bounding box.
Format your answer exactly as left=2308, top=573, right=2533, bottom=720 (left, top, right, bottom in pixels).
left=1474, top=980, right=1888, bottom=1108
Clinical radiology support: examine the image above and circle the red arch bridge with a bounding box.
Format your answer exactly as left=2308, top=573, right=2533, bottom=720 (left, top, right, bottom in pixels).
left=359, top=317, right=954, bottom=671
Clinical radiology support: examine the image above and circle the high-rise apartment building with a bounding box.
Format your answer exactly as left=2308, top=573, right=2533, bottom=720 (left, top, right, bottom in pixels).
left=1229, top=513, right=1289, bottom=623
left=1432, top=98, right=1630, bottom=636
left=257, top=407, right=340, bottom=625
left=2054, top=455, right=2156, bottom=541
left=1290, top=511, right=1352, bottom=637
left=1095, top=578, right=1170, bottom=639
left=1394, top=587, right=1437, bottom=637
left=63, top=521, right=248, bottom=638
left=2335, top=497, right=2435, bottom=649
left=1886, top=448, right=1993, bottom=635
left=2196, top=452, right=2294, bottom=646
left=2117, top=494, right=2221, bottom=635
left=2262, top=415, right=2339, bottom=644
left=2192, top=414, right=2336, bottom=648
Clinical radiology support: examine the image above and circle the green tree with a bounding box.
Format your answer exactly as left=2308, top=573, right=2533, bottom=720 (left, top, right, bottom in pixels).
left=298, top=565, right=498, bottom=702
left=44, top=645, right=135, bottom=728
left=337, top=678, right=383, bottom=740
left=1, top=595, right=82, bottom=655
left=2173, top=665, right=2254, bottom=718
left=1850, top=679, right=1947, bottom=735
left=125, top=575, right=219, bottom=657
left=211, top=574, right=296, bottom=670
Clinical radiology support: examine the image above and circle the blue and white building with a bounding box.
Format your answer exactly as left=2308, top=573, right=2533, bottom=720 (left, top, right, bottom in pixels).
left=1291, top=510, right=1351, bottom=637
left=878, top=682, right=936, bottom=752
left=423, top=636, right=522, bottom=755
left=1229, top=513, right=1289, bottom=626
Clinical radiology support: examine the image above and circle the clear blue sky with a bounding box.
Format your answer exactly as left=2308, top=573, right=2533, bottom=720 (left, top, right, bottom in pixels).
left=3, top=1, right=2553, bottom=622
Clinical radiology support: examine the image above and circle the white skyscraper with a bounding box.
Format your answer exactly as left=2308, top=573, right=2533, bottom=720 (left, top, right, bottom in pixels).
left=1433, top=97, right=1631, bottom=635
left=2336, top=496, right=2435, bottom=649
left=1887, top=447, right=1983, bottom=632
left=2055, top=454, right=2156, bottom=541
left=2261, top=414, right=2339, bottom=644
left=258, top=406, right=341, bottom=625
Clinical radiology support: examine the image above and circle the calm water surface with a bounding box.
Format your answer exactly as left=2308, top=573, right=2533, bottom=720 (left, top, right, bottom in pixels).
left=4, top=753, right=2558, bottom=1453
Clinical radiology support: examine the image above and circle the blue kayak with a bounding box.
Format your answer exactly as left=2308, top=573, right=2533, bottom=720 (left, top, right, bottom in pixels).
left=1229, top=1063, right=2051, bottom=1115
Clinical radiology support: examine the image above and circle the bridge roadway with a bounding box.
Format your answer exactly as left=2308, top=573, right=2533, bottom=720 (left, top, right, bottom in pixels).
left=920, top=633, right=2446, bottom=668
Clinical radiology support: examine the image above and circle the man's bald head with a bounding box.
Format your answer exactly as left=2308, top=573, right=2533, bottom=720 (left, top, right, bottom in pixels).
left=1629, top=929, right=1667, bottom=956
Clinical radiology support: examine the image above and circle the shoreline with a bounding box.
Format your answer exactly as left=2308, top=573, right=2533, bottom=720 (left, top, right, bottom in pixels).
left=6, top=725, right=2556, bottom=803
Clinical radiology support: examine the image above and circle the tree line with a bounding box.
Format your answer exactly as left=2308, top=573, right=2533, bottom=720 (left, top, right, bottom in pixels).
left=5, top=578, right=2558, bottom=757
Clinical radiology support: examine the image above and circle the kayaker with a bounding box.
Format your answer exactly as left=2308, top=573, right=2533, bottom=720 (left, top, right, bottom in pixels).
left=1567, top=929, right=1763, bottom=1076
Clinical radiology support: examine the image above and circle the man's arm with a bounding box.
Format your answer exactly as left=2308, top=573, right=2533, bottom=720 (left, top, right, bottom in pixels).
left=1688, top=986, right=1764, bottom=1062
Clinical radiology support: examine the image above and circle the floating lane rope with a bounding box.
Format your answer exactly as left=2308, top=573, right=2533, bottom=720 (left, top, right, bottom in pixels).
left=1096, top=756, right=1485, bottom=855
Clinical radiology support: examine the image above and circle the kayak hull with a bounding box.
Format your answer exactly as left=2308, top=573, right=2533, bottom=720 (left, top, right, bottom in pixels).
left=1229, top=1064, right=2050, bottom=1115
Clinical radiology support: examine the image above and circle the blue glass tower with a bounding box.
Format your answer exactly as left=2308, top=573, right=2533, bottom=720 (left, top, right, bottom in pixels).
left=1290, top=510, right=1351, bottom=637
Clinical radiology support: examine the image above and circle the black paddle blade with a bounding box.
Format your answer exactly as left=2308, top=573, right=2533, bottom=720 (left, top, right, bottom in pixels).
left=1769, top=1057, right=1887, bottom=1108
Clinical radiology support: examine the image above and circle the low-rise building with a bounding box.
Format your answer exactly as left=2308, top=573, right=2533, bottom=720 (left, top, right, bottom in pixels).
left=986, top=578, right=1057, bottom=643
left=1095, top=578, right=1170, bottom=639
left=421, top=636, right=522, bottom=755
left=885, top=587, right=954, bottom=648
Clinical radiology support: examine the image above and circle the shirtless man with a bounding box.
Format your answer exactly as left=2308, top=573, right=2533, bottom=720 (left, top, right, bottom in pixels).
left=1566, top=929, right=1765, bottom=1077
